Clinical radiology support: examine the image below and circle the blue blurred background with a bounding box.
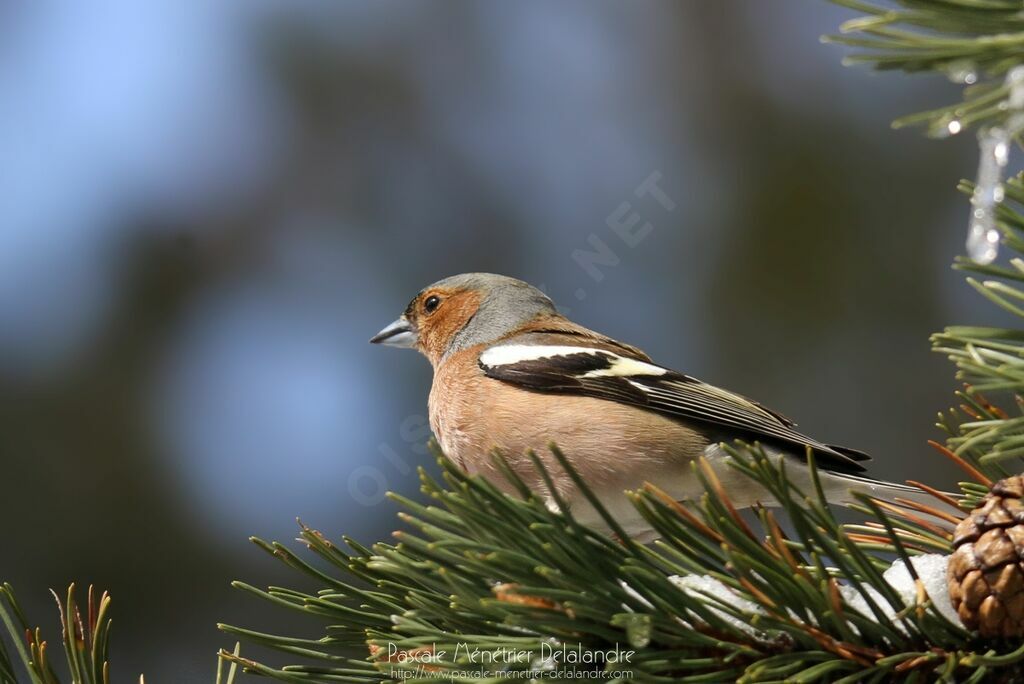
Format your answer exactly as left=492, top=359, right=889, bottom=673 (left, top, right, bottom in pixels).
left=0, top=0, right=997, bottom=678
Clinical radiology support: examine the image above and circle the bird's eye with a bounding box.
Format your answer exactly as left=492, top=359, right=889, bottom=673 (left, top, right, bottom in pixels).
left=423, top=295, right=441, bottom=314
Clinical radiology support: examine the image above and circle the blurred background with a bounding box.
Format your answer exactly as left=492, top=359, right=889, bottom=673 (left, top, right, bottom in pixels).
left=0, top=0, right=1000, bottom=678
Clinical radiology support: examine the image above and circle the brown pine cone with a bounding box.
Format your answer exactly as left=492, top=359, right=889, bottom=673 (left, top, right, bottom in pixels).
left=948, top=475, right=1024, bottom=637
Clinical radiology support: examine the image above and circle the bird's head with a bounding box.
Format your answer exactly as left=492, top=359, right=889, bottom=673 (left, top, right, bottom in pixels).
left=370, top=273, right=557, bottom=365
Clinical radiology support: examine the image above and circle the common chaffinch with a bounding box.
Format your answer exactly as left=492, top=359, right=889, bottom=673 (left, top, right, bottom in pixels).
left=371, top=273, right=931, bottom=540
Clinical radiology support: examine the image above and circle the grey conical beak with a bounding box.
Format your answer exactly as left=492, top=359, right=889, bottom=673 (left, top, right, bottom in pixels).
left=370, top=317, right=417, bottom=348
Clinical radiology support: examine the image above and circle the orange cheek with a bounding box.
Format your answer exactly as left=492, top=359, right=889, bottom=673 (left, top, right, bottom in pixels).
left=417, top=291, right=482, bottom=362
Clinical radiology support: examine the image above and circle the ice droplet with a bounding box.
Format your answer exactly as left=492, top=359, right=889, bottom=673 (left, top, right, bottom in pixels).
left=946, top=59, right=978, bottom=85
left=931, top=114, right=963, bottom=138
left=995, top=139, right=1010, bottom=167
left=966, top=221, right=1001, bottom=264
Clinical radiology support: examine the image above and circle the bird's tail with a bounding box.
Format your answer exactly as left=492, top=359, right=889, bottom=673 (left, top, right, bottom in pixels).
left=823, top=471, right=961, bottom=519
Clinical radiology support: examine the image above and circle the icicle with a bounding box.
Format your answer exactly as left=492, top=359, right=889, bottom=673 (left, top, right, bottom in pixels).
left=967, top=129, right=1008, bottom=263
left=966, top=66, right=1024, bottom=263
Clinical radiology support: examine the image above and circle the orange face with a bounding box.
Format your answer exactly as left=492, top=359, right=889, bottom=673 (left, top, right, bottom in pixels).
left=404, top=287, right=483, bottom=363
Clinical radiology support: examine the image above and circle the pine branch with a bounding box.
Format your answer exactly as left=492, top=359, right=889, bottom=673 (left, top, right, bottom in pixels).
left=0, top=584, right=115, bottom=684
left=215, top=436, right=1024, bottom=682
left=0, top=583, right=240, bottom=684
left=825, top=0, right=1024, bottom=137
left=932, top=173, right=1024, bottom=487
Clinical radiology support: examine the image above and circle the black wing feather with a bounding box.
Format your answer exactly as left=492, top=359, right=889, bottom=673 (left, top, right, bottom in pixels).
left=481, top=348, right=868, bottom=474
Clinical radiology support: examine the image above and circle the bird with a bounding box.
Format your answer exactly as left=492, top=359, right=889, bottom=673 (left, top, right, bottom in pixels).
left=371, top=272, right=938, bottom=540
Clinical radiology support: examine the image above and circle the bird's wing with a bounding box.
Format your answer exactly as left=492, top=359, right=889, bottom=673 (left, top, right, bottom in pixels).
left=478, top=344, right=869, bottom=474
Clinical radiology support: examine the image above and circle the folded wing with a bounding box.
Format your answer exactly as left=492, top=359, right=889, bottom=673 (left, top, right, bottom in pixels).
left=479, top=344, right=869, bottom=474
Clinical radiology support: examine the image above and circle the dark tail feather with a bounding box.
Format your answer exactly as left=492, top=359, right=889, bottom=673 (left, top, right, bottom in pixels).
left=825, top=444, right=871, bottom=462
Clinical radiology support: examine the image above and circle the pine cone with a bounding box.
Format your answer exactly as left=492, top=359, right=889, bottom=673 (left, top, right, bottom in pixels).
left=948, top=475, right=1024, bottom=637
